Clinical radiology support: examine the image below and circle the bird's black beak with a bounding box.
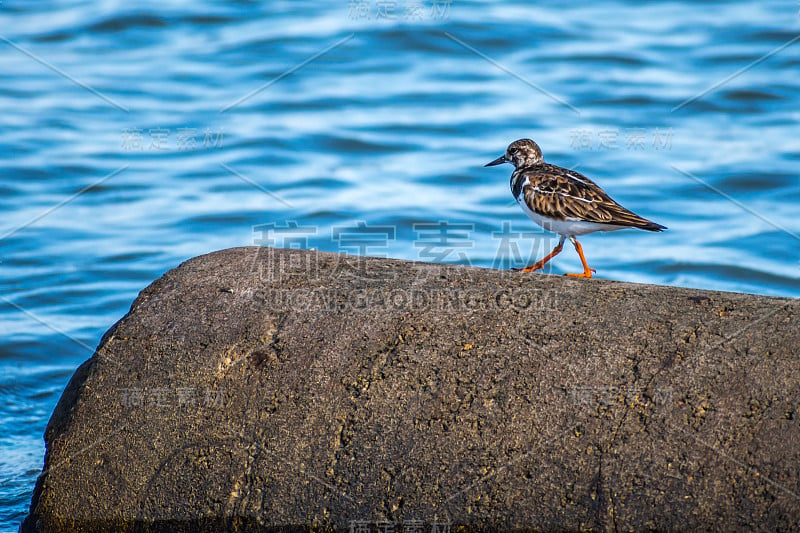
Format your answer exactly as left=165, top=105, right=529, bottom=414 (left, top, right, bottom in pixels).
left=484, top=155, right=507, bottom=167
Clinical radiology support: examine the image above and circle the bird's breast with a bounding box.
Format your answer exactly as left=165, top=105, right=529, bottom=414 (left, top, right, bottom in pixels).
left=510, top=171, right=527, bottom=200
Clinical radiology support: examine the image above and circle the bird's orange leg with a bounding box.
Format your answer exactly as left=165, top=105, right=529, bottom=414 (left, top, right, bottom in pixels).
left=515, top=236, right=566, bottom=273
left=565, top=237, right=596, bottom=278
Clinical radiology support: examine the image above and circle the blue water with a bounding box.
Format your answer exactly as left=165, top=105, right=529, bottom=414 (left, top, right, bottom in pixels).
left=2, top=0, right=799, bottom=528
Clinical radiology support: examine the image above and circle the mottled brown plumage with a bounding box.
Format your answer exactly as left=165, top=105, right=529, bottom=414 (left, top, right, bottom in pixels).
left=485, top=138, right=666, bottom=277
left=517, top=163, right=665, bottom=231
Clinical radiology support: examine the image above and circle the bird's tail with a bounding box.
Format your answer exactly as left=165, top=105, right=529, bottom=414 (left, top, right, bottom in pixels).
left=610, top=208, right=667, bottom=232
left=637, top=219, right=667, bottom=232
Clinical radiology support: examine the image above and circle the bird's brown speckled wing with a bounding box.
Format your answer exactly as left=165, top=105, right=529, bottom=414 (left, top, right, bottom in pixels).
left=520, top=164, right=665, bottom=230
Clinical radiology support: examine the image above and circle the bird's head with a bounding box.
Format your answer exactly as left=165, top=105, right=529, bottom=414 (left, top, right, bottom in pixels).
left=485, top=139, right=544, bottom=169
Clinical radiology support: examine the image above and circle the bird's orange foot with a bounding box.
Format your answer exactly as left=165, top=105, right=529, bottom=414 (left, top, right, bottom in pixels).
left=514, top=264, right=543, bottom=273
left=565, top=267, right=596, bottom=278
left=513, top=241, right=565, bottom=273
left=564, top=238, right=595, bottom=278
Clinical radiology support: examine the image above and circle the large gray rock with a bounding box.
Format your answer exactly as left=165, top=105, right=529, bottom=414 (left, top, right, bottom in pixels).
left=22, top=247, right=800, bottom=532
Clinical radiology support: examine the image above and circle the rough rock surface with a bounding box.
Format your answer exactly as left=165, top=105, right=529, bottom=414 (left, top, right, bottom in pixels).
left=23, top=247, right=800, bottom=532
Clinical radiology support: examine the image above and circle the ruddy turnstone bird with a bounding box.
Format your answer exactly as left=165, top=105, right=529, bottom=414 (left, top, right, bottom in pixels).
left=485, top=139, right=666, bottom=278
